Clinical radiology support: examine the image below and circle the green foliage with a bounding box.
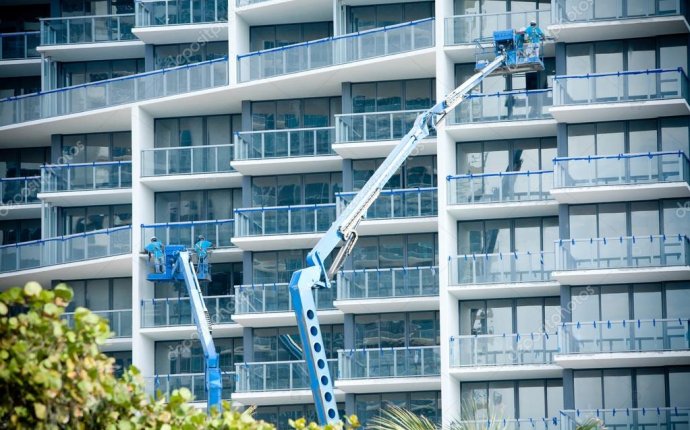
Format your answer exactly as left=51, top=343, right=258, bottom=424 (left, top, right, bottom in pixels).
left=288, top=415, right=360, bottom=430
left=367, top=405, right=437, bottom=430
left=0, top=282, right=276, bottom=430
left=575, top=417, right=607, bottom=430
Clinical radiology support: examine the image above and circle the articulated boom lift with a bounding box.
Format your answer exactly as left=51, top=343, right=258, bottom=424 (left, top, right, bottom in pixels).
left=288, top=30, right=544, bottom=425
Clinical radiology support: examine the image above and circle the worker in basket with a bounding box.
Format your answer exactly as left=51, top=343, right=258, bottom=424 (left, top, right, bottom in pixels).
left=145, top=236, right=165, bottom=274
left=524, top=20, right=545, bottom=59
left=194, top=235, right=213, bottom=274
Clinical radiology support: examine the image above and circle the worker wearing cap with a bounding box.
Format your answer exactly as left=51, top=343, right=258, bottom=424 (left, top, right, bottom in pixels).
left=194, top=235, right=213, bottom=273
left=524, top=20, right=545, bottom=59
left=145, top=237, right=165, bottom=274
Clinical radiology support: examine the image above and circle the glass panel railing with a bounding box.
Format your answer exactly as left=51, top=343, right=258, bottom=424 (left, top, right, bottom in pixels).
left=338, top=346, right=440, bottom=379
left=140, top=219, right=235, bottom=249
left=559, top=318, right=690, bottom=354
left=448, top=170, right=553, bottom=205
left=0, top=57, right=228, bottom=127
left=234, top=283, right=335, bottom=314
left=334, top=109, right=432, bottom=143
left=554, top=0, right=683, bottom=23
left=336, top=187, right=438, bottom=220
left=560, top=408, right=690, bottom=430
left=145, top=372, right=235, bottom=401
left=555, top=235, right=690, bottom=272
left=337, top=266, right=439, bottom=300
left=459, top=418, right=560, bottom=430
left=141, top=144, right=234, bottom=176
left=553, top=68, right=689, bottom=106
left=0, top=176, right=40, bottom=205
left=445, top=9, right=552, bottom=45
left=449, top=250, right=555, bottom=285
left=235, top=360, right=337, bottom=392
left=236, top=0, right=270, bottom=7
left=40, top=14, right=136, bottom=45
left=41, top=161, right=132, bottom=192
left=141, top=295, right=235, bottom=327
left=449, top=89, right=553, bottom=124
left=234, top=127, right=335, bottom=160
left=234, top=204, right=336, bottom=237
left=0, top=225, right=131, bottom=273
left=0, top=32, right=40, bottom=60
left=553, top=151, right=690, bottom=188
left=63, top=308, right=132, bottom=338
left=135, top=0, right=228, bottom=26
left=449, top=332, right=557, bottom=367
left=238, top=18, right=435, bottom=82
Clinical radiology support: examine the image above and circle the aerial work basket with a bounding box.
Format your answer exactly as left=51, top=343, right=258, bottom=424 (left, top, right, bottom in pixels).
left=475, top=29, right=545, bottom=76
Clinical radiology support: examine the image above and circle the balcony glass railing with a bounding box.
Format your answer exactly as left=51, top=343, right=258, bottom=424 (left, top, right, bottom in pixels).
left=141, top=294, right=235, bottom=327
left=0, top=225, right=131, bottom=273
left=235, top=360, right=337, bottom=392
left=450, top=332, right=557, bottom=367
left=338, top=346, right=440, bottom=379
left=40, top=14, right=136, bottom=45
left=445, top=9, right=552, bottom=45
left=234, top=204, right=336, bottom=237
left=336, top=187, right=437, bottom=220
left=554, top=0, right=684, bottom=23
left=234, top=282, right=335, bottom=314
left=449, top=250, right=555, bottom=286
left=63, top=309, right=132, bottom=338
left=135, top=0, right=228, bottom=26
left=236, top=0, right=270, bottom=7
left=555, top=235, right=690, bottom=272
left=140, top=219, right=235, bottom=249
left=449, top=89, right=553, bottom=124
left=334, top=109, right=432, bottom=143
left=146, top=372, right=235, bottom=401
left=553, top=151, right=690, bottom=189
left=41, top=161, right=132, bottom=192
left=560, top=408, right=690, bottom=430
left=459, top=418, right=559, bottom=430
left=559, top=318, right=690, bottom=355
left=336, top=266, right=439, bottom=300
left=234, top=127, right=335, bottom=160
left=141, top=144, right=234, bottom=176
left=448, top=170, right=553, bottom=205
left=0, top=31, right=40, bottom=60
left=0, top=176, right=40, bottom=205
left=553, top=68, right=689, bottom=106
left=237, top=18, right=435, bottom=82
left=0, top=56, right=228, bottom=127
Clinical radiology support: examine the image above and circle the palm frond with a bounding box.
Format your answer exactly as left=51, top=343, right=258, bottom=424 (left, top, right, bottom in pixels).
left=367, top=404, right=439, bottom=430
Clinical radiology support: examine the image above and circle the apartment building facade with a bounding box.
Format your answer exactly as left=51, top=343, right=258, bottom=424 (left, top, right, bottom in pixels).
left=0, top=0, right=689, bottom=428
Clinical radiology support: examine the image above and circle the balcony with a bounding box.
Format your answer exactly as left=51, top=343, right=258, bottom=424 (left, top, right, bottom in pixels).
left=233, top=204, right=336, bottom=251
left=141, top=143, right=235, bottom=174
left=551, top=0, right=688, bottom=43
left=335, top=266, right=439, bottom=313
left=446, top=90, right=556, bottom=142
left=333, top=109, right=435, bottom=158
left=64, top=309, right=132, bottom=338
left=40, top=14, right=136, bottom=45
left=233, top=360, right=341, bottom=405
left=0, top=31, right=40, bottom=60
left=146, top=372, right=235, bottom=402
left=233, top=282, right=339, bottom=327
left=232, top=127, right=340, bottom=175
left=551, top=69, right=690, bottom=123
left=140, top=219, right=238, bottom=261
left=552, top=151, right=690, bottom=203
left=134, top=0, right=228, bottom=45
left=336, top=187, right=438, bottom=235
left=337, top=346, right=440, bottom=393
left=556, top=318, right=690, bottom=369
left=237, top=18, right=435, bottom=83
left=448, top=251, right=558, bottom=299
left=447, top=170, right=557, bottom=220
left=553, top=235, right=690, bottom=285
left=0, top=176, right=40, bottom=219
left=0, top=56, right=229, bottom=127
left=560, top=408, right=690, bottom=430
left=40, top=161, right=132, bottom=205
left=141, top=294, right=235, bottom=327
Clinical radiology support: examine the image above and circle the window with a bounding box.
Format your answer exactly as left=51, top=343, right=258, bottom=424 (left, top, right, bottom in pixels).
left=155, top=115, right=241, bottom=147
left=354, top=312, right=439, bottom=348
left=61, top=204, right=131, bottom=235
left=0, top=219, right=41, bottom=245
left=459, top=297, right=560, bottom=335
left=456, top=59, right=556, bottom=93
left=105, top=351, right=132, bottom=378
left=249, top=22, right=332, bottom=52
left=59, top=59, right=144, bottom=88
left=255, top=404, right=346, bottom=428
left=0, top=76, right=41, bottom=99
left=59, top=0, right=134, bottom=16
left=0, top=147, right=49, bottom=178
left=461, top=379, right=562, bottom=419
left=253, top=325, right=343, bottom=361
left=354, top=392, right=441, bottom=426
left=353, top=156, right=437, bottom=190
left=350, top=233, right=438, bottom=269
left=155, top=338, right=242, bottom=374
left=348, top=2, right=434, bottom=32
left=250, top=173, right=341, bottom=207
left=458, top=217, right=557, bottom=255
left=155, top=262, right=242, bottom=298
left=60, top=132, right=131, bottom=163
left=154, top=189, right=241, bottom=223
left=252, top=249, right=339, bottom=284
left=457, top=138, right=556, bottom=175
left=63, top=277, right=132, bottom=311
left=250, top=97, right=341, bottom=131
left=453, top=0, right=550, bottom=15
left=351, top=79, right=435, bottom=113
left=154, top=41, right=227, bottom=69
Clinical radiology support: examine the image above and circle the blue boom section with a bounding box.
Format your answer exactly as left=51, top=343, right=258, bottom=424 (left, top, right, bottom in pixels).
left=147, top=245, right=222, bottom=412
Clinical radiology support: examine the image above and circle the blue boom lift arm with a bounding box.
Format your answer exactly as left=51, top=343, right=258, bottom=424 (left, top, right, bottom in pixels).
left=289, top=43, right=529, bottom=425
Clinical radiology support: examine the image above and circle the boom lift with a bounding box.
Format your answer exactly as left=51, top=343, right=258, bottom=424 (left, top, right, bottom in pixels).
left=287, top=30, right=544, bottom=425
